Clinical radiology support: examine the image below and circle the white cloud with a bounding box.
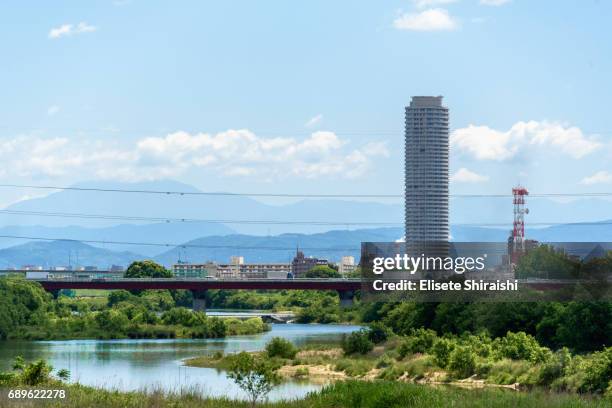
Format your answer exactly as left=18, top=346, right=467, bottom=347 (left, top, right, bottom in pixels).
left=305, top=114, right=323, bottom=128
left=451, top=121, right=601, bottom=161
left=393, top=8, right=458, bottom=31
left=480, top=0, right=511, bottom=6
left=580, top=171, right=612, bottom=185
left=48, top=22, right=97, bottom=39
left=47, top=106, right=60, bottom=116
left=451, top=168, right=489, bottom=183
left=0, top=130, right=387, bottom=182
left=413, top=0, right=458, bottom=9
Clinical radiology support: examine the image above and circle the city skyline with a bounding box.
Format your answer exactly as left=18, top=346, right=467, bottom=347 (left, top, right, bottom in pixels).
left=0, top=1, right=610, bottom=210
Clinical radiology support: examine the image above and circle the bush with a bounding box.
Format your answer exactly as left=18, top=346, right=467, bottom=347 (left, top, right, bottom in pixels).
left=538, top=348, right=571, bottom=386
left=486, top=359, right=532, bottom=385
left=494, top=331, right=551, bottom=363
left=376, top=355, right=393, bottom=369
left=431, top=338, right=456, bottom=368
left=575, top=347, right=612, bottom=394
left=398, top=328, right=436, bottom=358
left=266, top=337, right=297, bottom=359
left=448, top=346, right=477, bottom=378
left=342, top=329, right=374, bottom=355
left=368, top=323, right=392, bottom=344
left=161, top=307, right=202, bottom=327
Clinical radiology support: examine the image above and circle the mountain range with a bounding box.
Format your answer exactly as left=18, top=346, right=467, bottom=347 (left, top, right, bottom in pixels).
left=4, top=180, right=611, bottom=235
left=0, top=180, right=609, bottom=268
left=0, top=221, right=610, bottom=269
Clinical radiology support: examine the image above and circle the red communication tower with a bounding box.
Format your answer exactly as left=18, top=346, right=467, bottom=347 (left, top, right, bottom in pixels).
left=511, top=186, right=529, bottom=264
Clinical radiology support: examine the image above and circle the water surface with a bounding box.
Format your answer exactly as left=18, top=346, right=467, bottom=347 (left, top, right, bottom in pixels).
left=0, top=324, right=360, bottom=401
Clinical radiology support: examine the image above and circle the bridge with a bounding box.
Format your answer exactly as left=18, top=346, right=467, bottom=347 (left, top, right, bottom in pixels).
left=30, top=278, right=361, bottom=310
left=11, top=274, right=608, bottom=310
left=207, top=310, right=296, bottom=323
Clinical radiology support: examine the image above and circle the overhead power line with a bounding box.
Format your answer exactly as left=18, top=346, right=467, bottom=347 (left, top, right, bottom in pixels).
left=0, top=234, right=360, bottom=252
left=0, top=183, right=610, bottom=199
left=0, top=209, right=398, bottom=226
left=0, top=209, right=610, bottom=227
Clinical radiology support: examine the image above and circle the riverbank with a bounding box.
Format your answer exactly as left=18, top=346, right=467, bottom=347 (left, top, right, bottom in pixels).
left=185, top=329, right=612, bottom=396
left=0, top=381, right=607, bottom=408
left=1, top=277, right=271, bottom=341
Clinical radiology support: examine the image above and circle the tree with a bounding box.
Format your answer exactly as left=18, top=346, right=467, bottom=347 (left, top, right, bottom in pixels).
left=265, top=337, right=297, bottom=359
left=304, top=265, right=341, bottom=279
left=367, top=322, right=392, bottom=344
left=342, top=329, right=374, bottom=355
left=227, top=352, right=279, bottom=407
left=56, top=368, right=70, bottom=381
left=107, top=290, right=133, bottom=307
left=0, top=278, right=50, bottom=339
left=515, top=245, right=580, bottom=279
left=125, top=260, right=172, bottom=278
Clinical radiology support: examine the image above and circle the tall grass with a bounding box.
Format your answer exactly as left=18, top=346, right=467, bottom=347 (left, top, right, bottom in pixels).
left=0, top=381, right=607, bottom=408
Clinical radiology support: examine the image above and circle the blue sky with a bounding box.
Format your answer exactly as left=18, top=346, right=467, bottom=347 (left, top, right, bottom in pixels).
left=0, top=0, right=611, bottom=207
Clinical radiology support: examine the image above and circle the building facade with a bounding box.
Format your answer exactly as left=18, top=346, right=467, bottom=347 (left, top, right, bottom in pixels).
left=404, top=96, right=449, bottom=250
left=338, top=256, right=356, bottom=276
left=172, top=262, right=216, bottom=278
left=291, top=250, right=328, bottom=277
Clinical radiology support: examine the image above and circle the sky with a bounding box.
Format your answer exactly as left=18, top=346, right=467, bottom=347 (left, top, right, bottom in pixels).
left=0, top=0, right=611, bottom=209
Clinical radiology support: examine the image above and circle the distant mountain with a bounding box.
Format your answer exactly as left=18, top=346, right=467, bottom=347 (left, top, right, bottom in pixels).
left=527, top=220, right=612, bottom=242
left=0, top=220, right=609, bottom=269
left=151, top=221, right=612, bottom=266
left=0, top=221, right=235, bottom=256
left=153, top=228, right=404, bottom=265
left=0, top=240, right=142, bottom=269
left=1, top=180, right=402, bottom=235
left=2, top=180, right=610, bottom=237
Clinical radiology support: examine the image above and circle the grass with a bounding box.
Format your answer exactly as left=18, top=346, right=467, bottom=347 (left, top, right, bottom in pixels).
left=0, top=381, right=607, bottom=408
left=73, top=289, right=109, bottom=298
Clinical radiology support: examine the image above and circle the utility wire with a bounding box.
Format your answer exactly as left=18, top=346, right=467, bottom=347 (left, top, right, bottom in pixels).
left=0, top=234, right=360, bottom=252
left=0, top=209, right=610, bottom=227
left=0, top=183, right=610, bottom=198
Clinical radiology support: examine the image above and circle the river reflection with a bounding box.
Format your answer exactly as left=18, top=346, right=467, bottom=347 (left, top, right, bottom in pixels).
left=0, top=324, right=360, bottom=401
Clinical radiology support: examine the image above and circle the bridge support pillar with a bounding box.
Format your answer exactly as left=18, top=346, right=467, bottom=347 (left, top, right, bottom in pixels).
left=337, top=290, right=355, bottom=308
left=191, top=290, right=208, bottom=312
left=49, top=289, right=60, bottom=299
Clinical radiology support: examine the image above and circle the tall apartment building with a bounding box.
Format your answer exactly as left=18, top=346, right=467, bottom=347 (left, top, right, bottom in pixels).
left=404, top=96, right=449, bottom=251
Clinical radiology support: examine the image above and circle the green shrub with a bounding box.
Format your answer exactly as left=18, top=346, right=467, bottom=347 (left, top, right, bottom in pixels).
left=376, top=355, right=393, bottom=369
left=342, top=329, right=374, bottom=355
left=448, top=346, right=477, bottom=378
left=494, top=331, right=551, bottom=363
left=538, top=347, right=572, bottom=386
left=398, top=328, right=436, bottom=358
left=265, top=337, right=297, bottom=359
left=576, top=347, right=612, bottom=394
left=294, top=367, right=309, bottom=378
left=486, top=359, right=532, bottom=385
left=461, top=333, right=493, bottom=357
left=431, top=338, right=456, bottom=368
left=334, top=359, right=372, bottom=376
left=377, top=366, right=405, bottom=380
left=368, top=323, right=392, bottom=344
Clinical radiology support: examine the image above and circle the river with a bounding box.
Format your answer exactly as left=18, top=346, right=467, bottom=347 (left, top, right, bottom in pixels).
left=0, top=324, right=361, bottom=401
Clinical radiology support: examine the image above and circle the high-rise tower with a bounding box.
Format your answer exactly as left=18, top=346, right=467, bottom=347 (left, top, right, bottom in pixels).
left=404, top=96, right=449, bottom=249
